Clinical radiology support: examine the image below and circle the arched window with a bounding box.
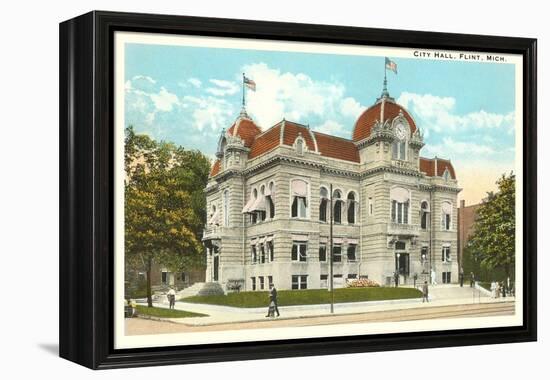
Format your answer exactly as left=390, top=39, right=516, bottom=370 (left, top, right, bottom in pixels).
left=441, top=201, right=452, bottom=230
left=319, top=187, right=329, bottom=222
left=420, top=200, right=430, bottom=230
left=333, top=190, right=343, bottom=224
left=390, top=187, right=410, bottom=224
left=266, top=182, right=275, bottom=219
left=347, top=192, right=357, bottom=224
left=258, top=186, right=267, bottom=222
left=223, top=190, right=229, bottom=226
left=251, top=189, right=258, bottom=224
left=291, top=179, right=308, bottom=218
left=443, top=168, right=451, bottom=181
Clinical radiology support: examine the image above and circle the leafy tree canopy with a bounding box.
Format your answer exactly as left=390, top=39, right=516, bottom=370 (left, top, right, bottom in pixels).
left=467, top=172, right=516, bottom=279
left=124, top=126, right=211, bottom=303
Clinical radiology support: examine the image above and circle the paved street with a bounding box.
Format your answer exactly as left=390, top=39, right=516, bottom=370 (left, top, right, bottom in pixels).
left=126, top=285, right=515, bottom=335
left=126, top=301, right=514, bottom=335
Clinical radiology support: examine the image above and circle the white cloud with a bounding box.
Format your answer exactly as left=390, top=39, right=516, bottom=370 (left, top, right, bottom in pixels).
left=150, top=87, right=179, bottom=112
left=126, top=76, right=181, bottom=124
left=397, top=92, right=515, bottom=134
left=241, top=62, right=363, bottom=130
left=132, top=75, right=156, bottom=84
left=340, top=97, right=363, bottom=119
left=314, top=120, right=347, bottom=137
left=188, top=77, right=202, bottom=88
left=206, top=79, right=240, bottom=96
left=423, top=137, right=495, bottom=158
left=183, top=95, right=234, bottom=131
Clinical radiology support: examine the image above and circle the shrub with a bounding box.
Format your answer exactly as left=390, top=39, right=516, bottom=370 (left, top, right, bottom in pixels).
left=346, top=278, right=380, bottom=288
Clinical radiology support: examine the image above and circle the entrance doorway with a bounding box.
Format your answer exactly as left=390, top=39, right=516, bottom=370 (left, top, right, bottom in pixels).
left=213, top=246, right=219, bottom=282
left=395, top=242, right=410, bottom=283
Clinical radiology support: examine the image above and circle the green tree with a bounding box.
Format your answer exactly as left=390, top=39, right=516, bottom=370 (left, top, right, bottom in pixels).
left=467, top=172, right=516, bottom=280
left=124, top=126, right=211, bottom=307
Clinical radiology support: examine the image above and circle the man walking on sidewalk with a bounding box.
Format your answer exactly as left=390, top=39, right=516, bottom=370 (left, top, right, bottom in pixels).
left=422, top=281, right=429, bottom=303
left=266, top=285, right=280, bottom=317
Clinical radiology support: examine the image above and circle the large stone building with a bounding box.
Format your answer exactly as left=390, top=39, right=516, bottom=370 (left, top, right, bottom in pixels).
left=202, top=86, right=461, bottom=291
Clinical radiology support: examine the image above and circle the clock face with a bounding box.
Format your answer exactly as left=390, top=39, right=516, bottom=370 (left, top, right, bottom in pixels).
left=395, top=123, right=407, bottom=140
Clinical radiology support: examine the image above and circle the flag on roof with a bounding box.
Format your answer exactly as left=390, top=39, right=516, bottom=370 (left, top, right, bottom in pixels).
left=385, top=57, right=398, bottom=74
left=244, top=76, right=256, bottom=91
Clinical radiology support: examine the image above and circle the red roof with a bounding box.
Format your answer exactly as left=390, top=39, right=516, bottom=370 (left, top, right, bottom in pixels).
left=419, top=157, right=456, bottom=179
left=353, top=100, right=417, bottom=142
left=249, top=124, right=281, bottom=159
left=227, top=118, right=262, bottom=147
left=209, top=159, right=221, bottom=177
left=248, top=120, right=360, bottom=163
left=313, top=131, right=360, bottom=163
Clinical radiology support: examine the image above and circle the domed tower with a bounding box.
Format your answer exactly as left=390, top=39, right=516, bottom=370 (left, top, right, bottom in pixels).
left=352, top=86, right=424, bottom=170
left=211, top=108, right=262, bottom=176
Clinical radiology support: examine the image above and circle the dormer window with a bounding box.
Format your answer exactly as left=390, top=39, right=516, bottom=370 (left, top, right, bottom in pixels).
left=443, top=168, right=451, bottom=181
left=294, top=134, right=306, bottom=156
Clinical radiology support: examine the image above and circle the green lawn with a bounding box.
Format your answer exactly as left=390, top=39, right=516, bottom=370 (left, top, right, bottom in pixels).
left=135, top=305, right=207, bottom=318
left=182, top=287, right=422, bottom=308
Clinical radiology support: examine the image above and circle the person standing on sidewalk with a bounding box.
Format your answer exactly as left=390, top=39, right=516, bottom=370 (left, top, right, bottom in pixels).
left=422, top=281, right=429, bottom=303
left=167, top=287, right=176, bottom=309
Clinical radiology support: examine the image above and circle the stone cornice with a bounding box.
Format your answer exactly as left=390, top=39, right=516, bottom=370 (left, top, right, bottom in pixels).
left=419, top=183, right=463, bottom=193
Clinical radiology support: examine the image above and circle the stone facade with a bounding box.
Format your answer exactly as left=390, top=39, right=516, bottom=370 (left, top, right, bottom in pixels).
left=203, top=93, right=460, bottom=291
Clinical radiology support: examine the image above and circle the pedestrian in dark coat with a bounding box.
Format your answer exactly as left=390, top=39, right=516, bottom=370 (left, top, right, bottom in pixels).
left=265, top=285, right=280, bottom=317
left=422, top=281, right=429, bottom=303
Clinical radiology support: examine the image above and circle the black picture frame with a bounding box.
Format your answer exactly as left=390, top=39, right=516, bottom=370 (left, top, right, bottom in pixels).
left=59, top=10, right=537, bottom=370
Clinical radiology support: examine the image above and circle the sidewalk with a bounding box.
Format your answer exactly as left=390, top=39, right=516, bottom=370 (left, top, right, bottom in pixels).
left=143, top=284, right=514, bottom=326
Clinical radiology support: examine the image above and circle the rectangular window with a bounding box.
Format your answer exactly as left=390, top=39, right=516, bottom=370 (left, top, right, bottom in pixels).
left=347, top=244, right=357, bottom=261
left=251, top=245, right=257, bottom=264
left=268, top=276, right=273, bottom=288
left=292, top=275, right=308, bottom=290
left=333, top=245, right=342, bottom=262
left=260, top=243, right=266, bottom=264
left=161, top=271, right=168, bottom=285
left=392, top=200, right=409, bottom=224
left=333, top=274, right=343, bottom=288
left=369, top=197, right=373, bottom=216
left=319, top=244, right=327, bottom=262
left=320, top=274, right=328, bottom=289
left=347, top=274, right=357, bottom=280
left=267, top=240, right=274, bottom=262
left=259, top=276, right=265, bottom=290
left=291, top=196, right=307, bottom=218
left=421, top=247, right=428, bottom=263
left=442, top=246, right=451, bottom=262
left=292, top=242, right=307, bottom=262
left=445, top=213, right=451, bottom=230
left=442, top=272, right=451, bottom=284
left=251, top=277, right=256, bottom=291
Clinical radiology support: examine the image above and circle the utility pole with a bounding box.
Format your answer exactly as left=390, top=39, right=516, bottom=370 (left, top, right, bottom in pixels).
left=330, top=183, right=334, bottom=314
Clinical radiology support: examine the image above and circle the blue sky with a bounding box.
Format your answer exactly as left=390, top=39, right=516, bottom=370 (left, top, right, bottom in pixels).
left=124, top=43, right=516, bottom=204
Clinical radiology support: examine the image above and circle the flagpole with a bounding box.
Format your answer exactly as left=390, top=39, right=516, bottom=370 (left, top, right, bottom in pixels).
left=242, top=73, right=246, bottom=108
left=383, top=59, right=388, bottom=95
